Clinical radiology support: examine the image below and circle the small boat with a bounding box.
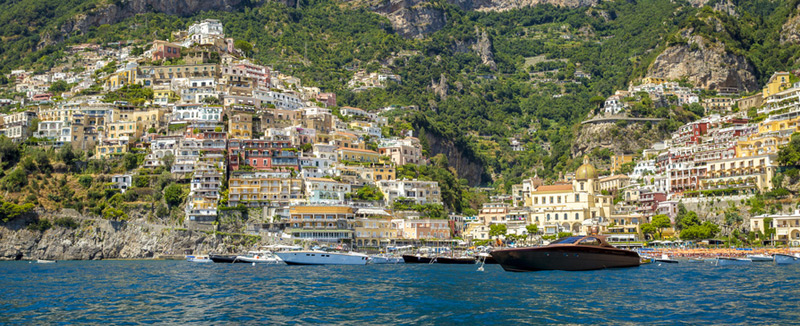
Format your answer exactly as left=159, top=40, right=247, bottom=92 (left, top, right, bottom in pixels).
left=655, top=254, right=679, bottom=264
left=369, top=254, right=403, bottom=264
left=490, top=235, right=641, bottom=272
left=640, top=257, right=654, bottom=264
left=235, top=251, right=282, bottom=264
left=476, top=252, right=498, bottom=264
left=717, top=257, right=752, bottom=266
left=746, top=254, right=773, bottom=262
left=435, top=256, right=477, bottom=264
left=275, top=250, right=369, bottom=265
left=36, top=259, right=56, bottom=264
left=402, top=254, right=436, bottom=264
left=209, top=254, right=249, bottom=263
left=774, top=253, right=800, bottom=265
left=186, top=255, right=212, bottom=263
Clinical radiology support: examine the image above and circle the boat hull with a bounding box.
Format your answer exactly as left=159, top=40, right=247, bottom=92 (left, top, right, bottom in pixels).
left=490, top=246, right=641, bottom=272
left=435, top=257, right=477, bottom=264
left=402, top=255, right=435, bottom=264
left=369, top=256, right=403, bottom=264
left=747, top=255, right=773, bottom=262
left=210, top=255, right=249, bottom=263
left=717, top=258, right=752, bottom=266
left=236, top=256, right=282, bottom=264
left=275, top=251, right=368, bottom=265
left=774, top=254, right=800, bottom=265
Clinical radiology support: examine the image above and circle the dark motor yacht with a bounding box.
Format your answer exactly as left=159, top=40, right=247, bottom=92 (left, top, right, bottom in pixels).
left=490, top=235, right=641, bottom=272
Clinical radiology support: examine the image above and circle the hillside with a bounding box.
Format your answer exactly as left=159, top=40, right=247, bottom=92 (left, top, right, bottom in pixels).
left=1, top=0, right=800, bottom=188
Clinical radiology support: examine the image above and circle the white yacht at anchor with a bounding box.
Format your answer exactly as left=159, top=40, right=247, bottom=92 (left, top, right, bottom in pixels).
left=275, top=250, right=369, bottom=265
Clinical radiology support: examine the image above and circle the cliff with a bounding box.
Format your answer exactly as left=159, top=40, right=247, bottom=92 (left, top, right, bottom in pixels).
left=647, top=32, right=757, bottom=92
left=419, top=129, right=488, bottom=186
left=44, top=0, right=257, bottom=47
left=781, top=5, right=800, bottom=45
left=370, top=0, right=597, bottom=38
left=572, top=120, right=668, bottom=157
left=0, top=209, right=261, bottom=261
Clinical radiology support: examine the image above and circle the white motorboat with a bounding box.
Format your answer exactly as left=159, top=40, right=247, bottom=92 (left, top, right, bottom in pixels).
left=235, top=251, right=283, bottom=264
left=717, top=257, right=752, bottom=266
left=36, top=259, right=56, bottom=264
left=774, top=253, right=800, bottom=265
left=369, top=254, right=403, bottom=264
left=746, top=254, right=773, bottom=262
left=655, top=254, right=679, bottom=264
left=186, top=255, right=212, bottom=263
left=275, top=250, right=369, bottom=265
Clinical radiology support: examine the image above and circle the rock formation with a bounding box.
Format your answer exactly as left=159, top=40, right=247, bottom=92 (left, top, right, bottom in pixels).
left=0, top=209, right=260, bottom=261
left=472, top=27, right=497, bottom=70
left=647, top=33, right=757, bottom=93
left=371, top=0, right=598, bottom=38
left=572, top=120, right=669, bottom=158
left=781, top=6, right=800, bottom=45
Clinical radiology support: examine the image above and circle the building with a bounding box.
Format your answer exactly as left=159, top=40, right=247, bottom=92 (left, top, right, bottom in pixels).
left=762, top=72, right=792, bottom=99
left=286, top=206, right=355, bottom=242
left=152, top=40, right=181, bottom=61
left=735, top=93, right=763, bottom=111
left=228, top=113, right=253, bottom=139
left=110, top=174, right=132, bottom=193
left=377, top=179, right=442, bottom=206
left=337, top=147, right=382, bottom=164
left=396, top=218, right=451, bottom=240
left=520, top=157, right=614, bottom=236
left=227, top=171, right=303, bottom=207
left=750, top=211, right=800, bottom=246
left=378, top=137, right=425, bottom=166
left=701, top=154, right=777, bottom=193
left=479, top=202, right=511, bottom=225
left=304, top=177, right=351, bottom=203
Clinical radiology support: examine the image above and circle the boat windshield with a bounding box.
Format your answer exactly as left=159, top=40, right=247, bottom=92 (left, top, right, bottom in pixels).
left=552, top=236, right=584, bottom=244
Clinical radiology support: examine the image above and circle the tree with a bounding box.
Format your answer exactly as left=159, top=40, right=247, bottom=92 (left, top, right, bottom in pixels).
left=48, top=80, right=70, bottom=94
left=778, top=133, right=800, bottom=166
left=234, top=40, right=253, bottom=55
left=525, top=224, right=538, bottom=239
left=640, top=223, right=656, bottom=240
left=489, top=224, right=507, bottom=239
left=123, top=153, right=139, bottom=171
left=353, top=184, right=384, bottom=201
left=1, top=168, right=27, bottom=192
left=650, top=214, right=672, bottom=239
left=164, top=183, right=184, bottom=207
left=161, top=153, right=174, bottom=171
left=78, top=175, right=92, bottom=189
left=0, top=136, right=20, bottom=169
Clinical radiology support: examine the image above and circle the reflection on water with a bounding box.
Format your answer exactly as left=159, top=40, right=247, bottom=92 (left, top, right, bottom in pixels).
left=1, top=260, right=799, bottom=324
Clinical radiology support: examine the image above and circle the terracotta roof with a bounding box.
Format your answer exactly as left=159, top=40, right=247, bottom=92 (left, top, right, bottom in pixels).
left=535, top=184, right=573, bottom=192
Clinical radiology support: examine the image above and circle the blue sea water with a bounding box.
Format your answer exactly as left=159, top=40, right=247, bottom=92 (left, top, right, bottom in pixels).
left=1, top=260, right=799, bottom=325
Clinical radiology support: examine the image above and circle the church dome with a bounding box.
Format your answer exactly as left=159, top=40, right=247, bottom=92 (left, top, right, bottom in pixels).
left=576, top=156, right=597, bottom=180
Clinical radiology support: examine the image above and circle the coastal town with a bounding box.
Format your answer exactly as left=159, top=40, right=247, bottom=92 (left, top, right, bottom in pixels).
left=1, top=18, right=800, bottom=254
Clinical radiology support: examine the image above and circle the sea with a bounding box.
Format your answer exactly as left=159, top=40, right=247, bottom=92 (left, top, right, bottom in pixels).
left=1, top=260, right=798, bottom=325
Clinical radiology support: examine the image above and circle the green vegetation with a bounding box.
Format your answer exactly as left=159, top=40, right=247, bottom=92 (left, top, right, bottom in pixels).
left=0, top=200, right=35, bottom=222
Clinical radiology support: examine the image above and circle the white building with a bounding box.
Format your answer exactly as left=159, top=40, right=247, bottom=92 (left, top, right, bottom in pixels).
left=377, top=179, right=442, bottom=206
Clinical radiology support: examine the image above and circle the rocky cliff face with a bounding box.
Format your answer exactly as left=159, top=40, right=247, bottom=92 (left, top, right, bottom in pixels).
left=572, top=121, right=668, bottom=157
left=781, top=6, right=800, bottom=45
left=0, top=210, right=259, bottom=261
left=647, top=33, right=757, bottom=92
left=472, top=27, right=497, bottom=70
left=46, top=0, right=254, bottom=46
left=421, top=130, right=487, bottom=186
left=371, top=0, right=596, bottom=39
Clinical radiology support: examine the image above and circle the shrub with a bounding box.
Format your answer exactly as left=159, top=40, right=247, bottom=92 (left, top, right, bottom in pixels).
left=27, top=219, right=52, bottom=232
left=78, top=175, right=93, bottom=189
left=54, top=217, right=79, bottom=229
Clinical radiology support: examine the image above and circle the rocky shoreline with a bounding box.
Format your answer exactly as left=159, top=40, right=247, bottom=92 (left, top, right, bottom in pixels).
left=0, top=209, right=263, bottom=261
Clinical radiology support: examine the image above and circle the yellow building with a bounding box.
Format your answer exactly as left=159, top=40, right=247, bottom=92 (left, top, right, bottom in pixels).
left=105, top=121, right=140, bottom=140
left=352, top=217, right=397, bottom=247
left=337, top=147, right=383, bottom=163
left=287, top=205, right=355, bottom=242
left=153, top=89, right=175, bottom=105
left=762, top=72, right=792, bottom=98
left=611, top=154, right=634, bottom=172
left=521, top=157, right=614, bottom=235
left=736, top=116, right=800, bottom=157
left=228, top=113, right=253, bottom=139
left=103, top=68, right=138, bottom=91
left=701, top=154, right=777, bottom=192
left=750, top=213, right=800, bottom=246
left=96, top=141, right=128, bottom=159
left=227, top=172, right=304, bottom=207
